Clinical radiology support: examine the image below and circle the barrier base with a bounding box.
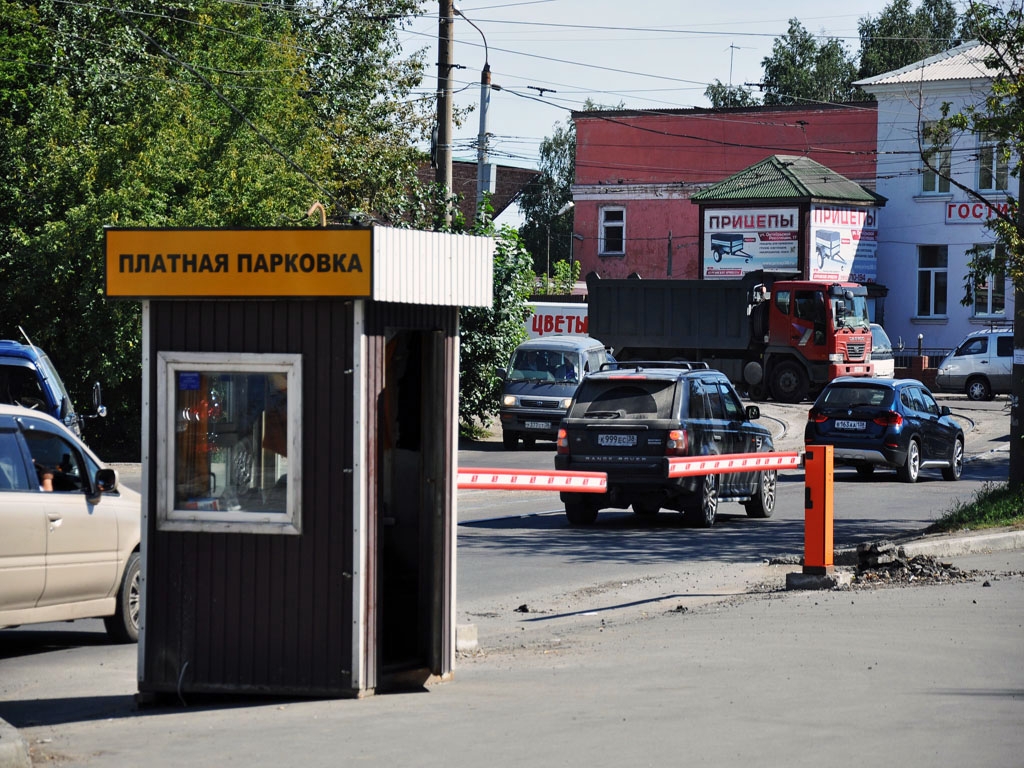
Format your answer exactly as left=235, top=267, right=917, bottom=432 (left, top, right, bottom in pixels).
left=786, top=569, right=853, bottom=591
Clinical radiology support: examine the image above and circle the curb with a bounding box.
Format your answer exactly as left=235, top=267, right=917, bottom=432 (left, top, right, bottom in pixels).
left=0, top=718, right=30, bottom=768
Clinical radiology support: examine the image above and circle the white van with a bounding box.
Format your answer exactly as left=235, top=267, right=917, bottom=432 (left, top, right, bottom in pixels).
left=869, top=324, right=895, bottom=378
left=935, top=327, right=1013, bottom=401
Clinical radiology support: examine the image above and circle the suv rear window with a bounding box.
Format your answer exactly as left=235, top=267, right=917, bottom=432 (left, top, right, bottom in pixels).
left=819, top=384, right=894, bottom=408
left=570, top=379, right=676, bottom=419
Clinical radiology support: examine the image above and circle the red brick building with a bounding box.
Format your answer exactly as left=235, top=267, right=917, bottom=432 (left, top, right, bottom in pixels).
left=570, top=102, right=878, bottom=280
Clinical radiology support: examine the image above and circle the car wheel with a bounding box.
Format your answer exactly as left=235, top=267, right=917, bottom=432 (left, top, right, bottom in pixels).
left=897, top=439, right=920, bottom=483
left=855, top=464, right=875, bottom=478
left=966, top=377, right=991, bottom=402
left=565, top=495, right=598, bottom=525
left=502, top=431, right=518, bottom=450
left=942, top=436, right=964, bottom=481
left=770, top=361, right=809, bottom=403
left=685, top=473, right=719, bottom=527
left=632, top=501, right=661, bottom=516
left=743, top=469, right=776, bottom=518
left=104, top=551, right=141, bottom=643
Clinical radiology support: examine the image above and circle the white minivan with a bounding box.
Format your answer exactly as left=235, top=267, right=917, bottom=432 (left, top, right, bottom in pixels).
left=935, top=327, right=1013, bottom=401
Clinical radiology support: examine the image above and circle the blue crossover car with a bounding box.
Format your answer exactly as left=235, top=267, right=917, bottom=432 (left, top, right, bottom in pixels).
left=804, top=377, right=964, bottom=483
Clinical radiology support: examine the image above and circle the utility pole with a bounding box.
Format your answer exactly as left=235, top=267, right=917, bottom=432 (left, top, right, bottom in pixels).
left=435, top=1, right=454, bottom=225
left=454, top=6, right=493, bottom=221
left=1010, top=171, right=1024, bottom=491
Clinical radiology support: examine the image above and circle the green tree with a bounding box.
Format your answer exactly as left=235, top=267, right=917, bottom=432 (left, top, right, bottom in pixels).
left=761, top=19, right=864, bottom=105
left=858, top=0, right=962, bottom=80
left=705, top=79, right=759, bottom=108
left=921, top=2, right=1024, bottom=488
left=457, top=223, right=535, bottom=434
left=517, top=119, right=576, bottom=282
left=0, top=0, right=428, bottom=458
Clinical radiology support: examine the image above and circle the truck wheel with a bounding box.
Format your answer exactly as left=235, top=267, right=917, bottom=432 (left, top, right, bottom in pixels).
left=502, top=431, right=518, bottom=450
left=684, top=474, right=718, bottom=527
left=897, top=439, right=920, bottom=483
left=770, top=362, right=809, bottom=403
left=965, top=376, right=991, bottom=401
left=565, top=495, right=598, bottom=525
left=743, top=469, right=776, bottom=518
left=104, top=551, right=141, bottom=643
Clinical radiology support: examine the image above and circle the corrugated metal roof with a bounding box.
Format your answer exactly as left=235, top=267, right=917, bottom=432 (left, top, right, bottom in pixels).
left=854, top=41, right=996, bottom=87
left=372, top=226, right=494, bottom=307
left=690, top=155, right=884, bottom=204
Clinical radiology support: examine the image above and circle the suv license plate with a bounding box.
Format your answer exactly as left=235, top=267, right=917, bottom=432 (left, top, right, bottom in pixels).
left=835, top=420, right=866, bottom=430
left=598, top=434, right=637, bottom=447
left=525, top=421, right=549, bottom=430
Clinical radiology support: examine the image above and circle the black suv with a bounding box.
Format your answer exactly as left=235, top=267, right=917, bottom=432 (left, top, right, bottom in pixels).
left=554, top=363, right=777, bottom=526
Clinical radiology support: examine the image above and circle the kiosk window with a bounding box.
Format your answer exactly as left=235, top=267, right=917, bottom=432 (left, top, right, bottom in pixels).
left=157, top=352, right=302, bottom=534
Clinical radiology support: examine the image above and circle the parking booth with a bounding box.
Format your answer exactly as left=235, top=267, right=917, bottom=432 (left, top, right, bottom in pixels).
left=105, top=226, right=494, bottom=699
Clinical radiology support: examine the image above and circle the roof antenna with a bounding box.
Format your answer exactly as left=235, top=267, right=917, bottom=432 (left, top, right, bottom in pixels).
left=17, top=326, right=37, bottom=349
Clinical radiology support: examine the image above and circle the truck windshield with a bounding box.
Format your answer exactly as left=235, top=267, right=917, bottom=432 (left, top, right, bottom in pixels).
left=35, top=353, right=76, bottom=420
left=508, top=349, right=579, bottom=382
left=832, top=295, right=870, bottom=332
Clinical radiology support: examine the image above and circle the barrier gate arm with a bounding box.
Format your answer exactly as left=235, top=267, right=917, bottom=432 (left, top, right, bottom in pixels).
left=667, top=451, right=801, bottom=478
left=457, top=467, right=607, bottom=492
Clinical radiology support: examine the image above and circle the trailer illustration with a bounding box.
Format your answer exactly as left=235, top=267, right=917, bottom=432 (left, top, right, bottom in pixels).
left=710, top=232, right=750, bottom=262
left=815, top=230, right=845, bottom=268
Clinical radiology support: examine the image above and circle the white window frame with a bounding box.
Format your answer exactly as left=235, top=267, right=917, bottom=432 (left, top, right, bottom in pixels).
left=921, top=121, right=951, bottom=194
left=599, top=206, right=626, bottom=256
left=156, top=351, right=302, bottom=534
left=977, top=132, right=1009, bottom=192
left=972, top=244, right=1007, bottom=318
left=916, top=245, right=948, bottom=318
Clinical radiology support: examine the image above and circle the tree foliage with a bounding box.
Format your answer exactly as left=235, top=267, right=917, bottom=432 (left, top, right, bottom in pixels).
left=761, top=18, right=865, bottom=105
left=0, top=0, right=429, bottom=458
left=704, top=79, right=759, bottom=109
left=923, top=2, right=1024, bottom=299
left=457, top=221, right=535, bottom=433
left=858, top=0, right=963, bottom=80
left=517, top=119, right=576, bottom=278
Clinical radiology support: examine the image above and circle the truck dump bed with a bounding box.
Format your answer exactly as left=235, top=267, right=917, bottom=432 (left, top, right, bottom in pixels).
left=587, top=276, right=757, bottom=353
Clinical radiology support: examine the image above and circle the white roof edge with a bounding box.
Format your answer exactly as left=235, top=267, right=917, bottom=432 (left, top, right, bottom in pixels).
left=854, top=40, right=993, bottom=87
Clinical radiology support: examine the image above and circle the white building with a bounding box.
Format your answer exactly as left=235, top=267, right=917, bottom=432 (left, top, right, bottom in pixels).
left=856, top=42, right=1013, bottom=355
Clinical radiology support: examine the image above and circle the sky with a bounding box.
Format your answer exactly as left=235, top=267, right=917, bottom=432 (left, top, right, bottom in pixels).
left=398, top=0, right=903, bottom=222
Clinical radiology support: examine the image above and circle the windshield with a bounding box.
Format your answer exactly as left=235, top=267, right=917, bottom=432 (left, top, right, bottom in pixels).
left=35, top=353, right=76, bottom=418
left=870, top=324, right=893, bottom=354
left=508, top=349, right=579, bottom=382
left=832, top=295, right=870, bottom=332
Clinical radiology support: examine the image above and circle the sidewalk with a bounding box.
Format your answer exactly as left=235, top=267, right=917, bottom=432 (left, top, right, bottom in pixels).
left=2, top=529, right=1022, bottom=768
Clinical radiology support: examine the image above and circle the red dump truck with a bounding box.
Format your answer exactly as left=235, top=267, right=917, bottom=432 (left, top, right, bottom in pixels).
left=586, top=272, right=874, bottom=402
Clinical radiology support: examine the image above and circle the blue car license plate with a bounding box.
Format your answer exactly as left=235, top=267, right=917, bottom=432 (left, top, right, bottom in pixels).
left=835, top=419, right=866, bottom=430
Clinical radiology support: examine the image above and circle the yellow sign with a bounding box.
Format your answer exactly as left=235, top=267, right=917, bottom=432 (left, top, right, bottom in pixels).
left=105, top=228, right=372, bottom=298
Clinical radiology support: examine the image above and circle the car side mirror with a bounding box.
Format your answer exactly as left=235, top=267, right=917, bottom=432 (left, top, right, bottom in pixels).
left=940, top=405, right=951, bottom=416
left=496, top=367, right=507, bottom=380
left=92, top=382, right=107, bottom=418
left=745, top=405, right=760, bottom=421
left=96, top=467, right=118, bottom=493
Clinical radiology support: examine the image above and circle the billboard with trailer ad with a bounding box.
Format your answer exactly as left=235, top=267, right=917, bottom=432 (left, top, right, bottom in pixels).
left=702, top=207, right=800, bottom=279
left=808, top=205, right=879, bottom=283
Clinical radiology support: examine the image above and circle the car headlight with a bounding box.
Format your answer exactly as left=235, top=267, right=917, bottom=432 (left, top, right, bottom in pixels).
left=828, top=353, right=844, bottom=363
left=502, top=395, right=517, bottom=407
left=559, top=397, right=573, bottom=409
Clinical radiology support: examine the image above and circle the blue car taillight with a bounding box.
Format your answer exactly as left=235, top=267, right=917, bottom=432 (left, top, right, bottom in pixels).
left=873, top=410, right=903, bottom=428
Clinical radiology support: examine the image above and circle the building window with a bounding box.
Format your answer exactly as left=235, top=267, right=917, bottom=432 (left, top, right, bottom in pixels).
left=921, top=121, right=951, bottom=194
left=917, top=245, right=948, bottom=317
left=978, top=132, right=1009, bottom=192
left=156, top=351, right=302, bottom=534
left=972, top=244, right=1006, bottom=317
left=599, top=207, right=625, bottom=255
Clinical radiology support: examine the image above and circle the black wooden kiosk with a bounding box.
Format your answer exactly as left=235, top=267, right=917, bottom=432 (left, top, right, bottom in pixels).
left=105, top=225, right=494, bottom=698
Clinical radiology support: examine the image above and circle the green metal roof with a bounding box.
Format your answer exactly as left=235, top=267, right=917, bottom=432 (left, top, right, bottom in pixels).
left=691, top=155, right=885, bottom=205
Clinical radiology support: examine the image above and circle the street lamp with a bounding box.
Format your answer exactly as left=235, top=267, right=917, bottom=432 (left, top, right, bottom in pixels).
left=453, top=5, right=493, bottom=217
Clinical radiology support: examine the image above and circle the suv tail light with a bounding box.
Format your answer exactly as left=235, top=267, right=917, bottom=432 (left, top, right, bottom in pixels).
left=556, top=427, right=570, bottom=454
left=873, top=410, right=903, bottom=428
left=666, top=428, right=689, bottom=455
left=808, top=407, right=828, bottom=423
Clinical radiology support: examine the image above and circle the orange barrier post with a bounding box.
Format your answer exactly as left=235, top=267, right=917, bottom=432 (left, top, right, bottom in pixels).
left=802, top=444, right=834, bottom=575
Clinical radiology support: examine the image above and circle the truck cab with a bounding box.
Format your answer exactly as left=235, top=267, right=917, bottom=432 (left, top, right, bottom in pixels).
left=0, top=340, right=105, bottom=438
left=763, top=281, right=873, bottom=402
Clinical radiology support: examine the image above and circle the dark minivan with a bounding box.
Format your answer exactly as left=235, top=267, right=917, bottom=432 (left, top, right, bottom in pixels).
left=498, top=335, right=613, bottom=449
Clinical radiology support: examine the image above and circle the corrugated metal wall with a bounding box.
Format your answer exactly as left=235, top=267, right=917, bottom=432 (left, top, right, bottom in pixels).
left=372, top=227, right=493, bottom=308
left=141, top=299, right=357, bottom=697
